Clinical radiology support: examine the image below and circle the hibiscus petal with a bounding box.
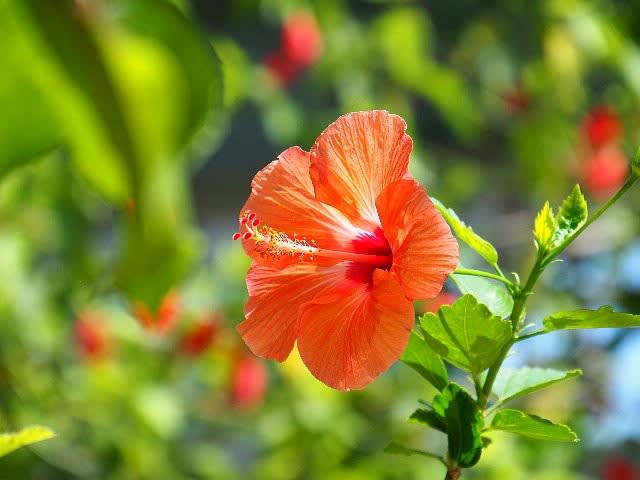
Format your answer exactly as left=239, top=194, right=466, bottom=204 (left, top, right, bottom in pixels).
left=238, top=262, right=349, bottom=361
left=296, top=269, right=414, bottom=390
left=309, top=110, right=412, bottom=227
left=376, top=178, right=459, bottom=300
left=241, top=146, right=358, bottom=267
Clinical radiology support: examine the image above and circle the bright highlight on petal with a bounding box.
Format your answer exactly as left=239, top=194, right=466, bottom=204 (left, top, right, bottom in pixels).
left=235, top=110, right=459, bottom=390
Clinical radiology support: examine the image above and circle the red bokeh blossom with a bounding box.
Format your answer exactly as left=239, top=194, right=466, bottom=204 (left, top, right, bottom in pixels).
left=583, top=146, right=629, bottom=200
left=281, top=11, right=323, bottom=67
left=179, top=315, right=219, bottom=356
left=602, top=457, right=637, bottom=480
left=264, top=50, right=303, bottom=87
left=74, top=312, right=109, bottom=361
left=234, top=110, right=459, bottom=390
left=230, top=355, right=268, bottom=410
left=502, top=88, right=530, bottom=116
left=581, top=105, right=623, bottom=149
left=134, top=289, right=181, bottom=334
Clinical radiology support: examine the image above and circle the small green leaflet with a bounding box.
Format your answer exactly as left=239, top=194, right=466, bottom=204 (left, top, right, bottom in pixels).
left=420, top=295, right=512, bottom=374
left=431, top=197, right=498, bottom=266
left=401, top=331, right=448, bottom=391
left=544, top=306, right=640, bottom=331
left=533, top=201, right=556, bottom=250
left=491, top=367, right=582, bottom=405
left=0, top=426, right=55, bottom=458
left=410, top=405, right=447, bottom=433
left=551, top=185, right=588, bottom=247
left=384, top=443, right=445, bottom=464
left=433, top=384, right=484, bottom=468
left=490, top=409, right=578, bottom=442
left=450, top=272, right=513, bottom=318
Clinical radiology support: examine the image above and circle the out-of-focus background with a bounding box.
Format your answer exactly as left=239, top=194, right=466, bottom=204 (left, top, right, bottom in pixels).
left=1, top=0, right=639, bottom=478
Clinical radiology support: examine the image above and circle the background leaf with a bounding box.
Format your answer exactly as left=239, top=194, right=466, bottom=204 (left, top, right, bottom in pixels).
left=431, top=198, right=498, bottom=265
left=0, top=426, right=55, bottom=458
left=450, top=273, right=513, bottom=318
left=544, top=306, right=640, bottom=331
left=420, top=295, right=512, bottom=374
left=401, top=331, right=448, bottom=391
left=491, top=367, right=582, bottom=405
left=490, top=409, right=579, bottom=442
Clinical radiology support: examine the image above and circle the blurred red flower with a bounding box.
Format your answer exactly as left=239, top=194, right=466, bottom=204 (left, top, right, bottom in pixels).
left=134, top=289, right=181, bottom=334
left=230, top=355, right=268, bottom=410
left=281, top=11, right=323, bottom=67
left=74, top=312, right=109, bottom=361
left=602, top=457, right=637, bottom=480
left=234, top=110, right=458, bottom=390
left=581, top=105, right=623, bottom=149
left=583, top=145, right=629, bottom=200
left=502, top=88, right=530, bottom=116
left=264, top=50, right=303, bottom=87
left=179, top=315, right=219, bottom=356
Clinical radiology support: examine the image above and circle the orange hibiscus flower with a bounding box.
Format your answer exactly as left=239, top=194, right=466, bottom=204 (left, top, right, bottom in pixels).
left=234, top=110, right=458, bottom=390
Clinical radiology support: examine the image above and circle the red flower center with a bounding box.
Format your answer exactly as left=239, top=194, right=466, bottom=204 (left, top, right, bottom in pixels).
left=234, top=210, right=393, bottom=269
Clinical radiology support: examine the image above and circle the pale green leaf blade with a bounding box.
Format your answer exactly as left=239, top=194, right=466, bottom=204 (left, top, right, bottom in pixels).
left=552, top=185, right=588, bottom=246
left=420, top=295, right=512, bottom=374
left=401, top=331, right=448, bottom=391
left=490, top=409, right=578, bottom=442
left=492, top=367, right=582, bottom=405
left=544, top=306, right=640, bottom=331
left=450, top=273, right=513, bottom=318
left=0, top=426, right=55, bottom=458
left=431, top=197, right=498, bottom=265
left=534, top=201, right=556, bottom=250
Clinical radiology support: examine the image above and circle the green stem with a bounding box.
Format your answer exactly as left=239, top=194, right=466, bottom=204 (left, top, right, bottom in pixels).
left=514, top=329, right=547, bottom=343
left=453, top=268, right=515, bottom=289
left=478, top=256, right=544, bottom=409
left=478, top=172, right=639, bottom=410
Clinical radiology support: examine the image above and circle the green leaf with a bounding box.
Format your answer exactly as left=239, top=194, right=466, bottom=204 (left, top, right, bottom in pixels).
left=420, top=295, right=512, bottom=374
left=552, top=185, right=588, bottom=247
left=431, top=198, right=498, bottom=265
left=409, top=406, right=447, bottom=433
left=491, top=367, right=582, bottom=405
left=632, top=146, right=640, bottom=179
left=433, top=384, right=483, bottom=468
left=0, top=426, right=55, bottom=458
left=544, top=306, right=640, bottom=331
left=401, top=331, right=448, bottom=391
left=450, top=272, right=513, bottom=318
left=534, top=201, right=557, bottom=250
left=490, top=409, right=578, bottom=442
left=384, top=443, right=444, bottom=463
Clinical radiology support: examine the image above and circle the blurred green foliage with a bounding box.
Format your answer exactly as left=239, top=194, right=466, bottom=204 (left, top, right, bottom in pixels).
left=1, top=0, right=640, bottom=478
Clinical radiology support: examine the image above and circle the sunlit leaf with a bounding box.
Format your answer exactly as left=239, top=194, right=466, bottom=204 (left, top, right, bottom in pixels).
left=533, top=201, right=556, bottom=250
left=420, top=295, right=512, bottom=374
left=0, top=426, right=55, bottom=458
left=401, top=331, right=448, bottom=391
left=450, top=273, right=513, bottom=318
left=491, top=367, right=582, bottom=405
left=552, top=185, right=587, bottom=247
left=544, top=306, right=640, bottom=331
left=431, top=198, right=498, bottom=266
left=490, top=409, right=578, bottom=442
